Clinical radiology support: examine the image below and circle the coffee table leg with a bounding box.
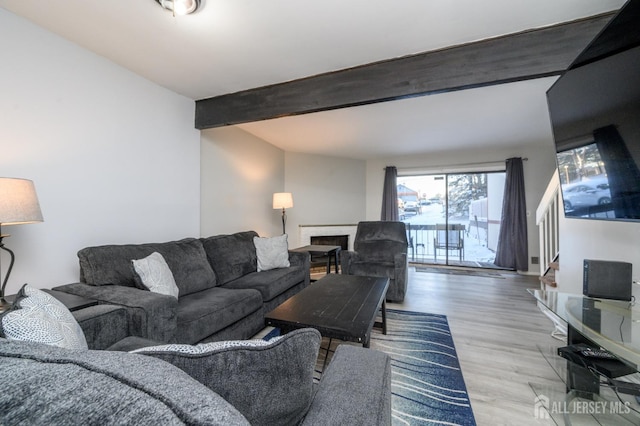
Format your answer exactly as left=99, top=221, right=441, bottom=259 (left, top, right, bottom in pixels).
left=382, top=299, right=387, bottom=335
left=373, top=299, right=388, bottom=337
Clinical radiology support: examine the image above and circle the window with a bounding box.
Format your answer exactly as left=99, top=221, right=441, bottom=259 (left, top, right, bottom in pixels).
left=398, top=172, right=506, bottom=268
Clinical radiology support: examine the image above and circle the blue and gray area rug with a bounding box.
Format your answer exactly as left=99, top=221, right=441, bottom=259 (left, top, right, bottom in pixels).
left=265, top=309, right=476, bottom=425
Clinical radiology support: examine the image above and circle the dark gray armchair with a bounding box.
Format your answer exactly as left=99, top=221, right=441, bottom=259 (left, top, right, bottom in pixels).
left=340, top=221, right=408, bottom=302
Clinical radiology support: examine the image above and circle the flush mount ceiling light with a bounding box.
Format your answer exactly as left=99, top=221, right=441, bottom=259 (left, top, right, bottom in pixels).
left=155, top=0, right=201, bottom=15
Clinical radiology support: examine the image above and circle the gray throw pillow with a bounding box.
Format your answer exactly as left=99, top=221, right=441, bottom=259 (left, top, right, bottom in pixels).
left=0, top=284, right=88, bottom=350
left=253, top=234, right=290, bottom=271
left=132, top=328, right=321, bottom=426
left=132, top=251, right=179, bottom=299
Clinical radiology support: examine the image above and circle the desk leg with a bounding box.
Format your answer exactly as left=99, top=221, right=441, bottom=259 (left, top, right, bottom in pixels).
left=566, top=325, right=600, bottom=397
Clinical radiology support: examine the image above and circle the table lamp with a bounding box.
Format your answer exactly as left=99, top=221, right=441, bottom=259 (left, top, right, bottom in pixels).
left=0, top=178, right=44, bottom=312
left=273, top=192, right=293, bottom=235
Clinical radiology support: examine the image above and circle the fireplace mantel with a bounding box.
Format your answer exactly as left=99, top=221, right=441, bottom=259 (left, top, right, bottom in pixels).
left=298, top=224, right=358, bottom=251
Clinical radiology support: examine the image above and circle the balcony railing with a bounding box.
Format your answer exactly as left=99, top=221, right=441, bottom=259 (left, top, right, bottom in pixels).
left=405, top=223, right=466, bottom=263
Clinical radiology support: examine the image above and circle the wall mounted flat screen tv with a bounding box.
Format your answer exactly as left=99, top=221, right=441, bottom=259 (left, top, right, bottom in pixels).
left=547, top=0, right=640, bottom=222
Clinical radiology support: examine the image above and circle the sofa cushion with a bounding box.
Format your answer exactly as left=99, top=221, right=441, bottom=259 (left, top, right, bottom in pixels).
left=302, top=344, right=392, bottom=425
left=78, top=238, right=216, bottom=296
left=253, top=234, right=290, bottom=271
left=176, top=287, right=262, bottom=344
left=221, top=265, right=306, bottom=303
left=0, top=285, right=88, bottom=350
left=201, top=231, right=259, bottom=285
left=0, top=340, right=250, bottom=425
left=132, top=328, right=321, bottom=426
left=132, top=252, right=179, bottom=299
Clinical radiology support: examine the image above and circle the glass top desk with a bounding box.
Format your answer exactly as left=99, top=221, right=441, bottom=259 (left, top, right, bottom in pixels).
left=530, top=289, right=640, bottom=367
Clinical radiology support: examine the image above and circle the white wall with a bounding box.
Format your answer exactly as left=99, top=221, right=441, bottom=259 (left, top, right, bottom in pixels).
left=366, top=140, right=557, bottom=274
left=284, top=152, right=366, bottom=248
left=558, top=214, right=640, bottom=297
left=199, top=133, right=367, bottom=248
left=200, top=126, right=284, bottom=238
left=0, top=9, right=200, bottom=292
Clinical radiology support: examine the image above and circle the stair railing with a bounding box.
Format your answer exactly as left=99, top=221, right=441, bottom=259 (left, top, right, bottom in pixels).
left=536, top=170, right=561, bottom=289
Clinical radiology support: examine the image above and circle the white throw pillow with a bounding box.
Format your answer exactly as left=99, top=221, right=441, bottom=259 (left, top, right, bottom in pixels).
left=132, top=252, right=179, bottom=299
left=0, top=284, right=88, bottom=350
left=253, top=234, right=290, bottom=272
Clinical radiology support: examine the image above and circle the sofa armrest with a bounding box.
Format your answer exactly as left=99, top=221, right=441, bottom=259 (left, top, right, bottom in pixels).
left=288, top=250, right=309, bottom=269
left=74, top=305, right=130, bottom=350
left=302, top=344, right=391, bottom=426
left=289, top=250, right=310, bottom=288
left=54, top=282, right=178, bottom=343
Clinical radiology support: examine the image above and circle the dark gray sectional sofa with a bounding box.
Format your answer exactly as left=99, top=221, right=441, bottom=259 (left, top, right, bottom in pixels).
left=1, top=328, right=392, bottom=425
left=54, top=231, right=310, bottom=344
left=1, top=231, right=394, bottom=424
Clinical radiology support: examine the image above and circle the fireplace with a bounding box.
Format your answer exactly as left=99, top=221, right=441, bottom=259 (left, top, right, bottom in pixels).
left=298, top=224, right=358, bottom=251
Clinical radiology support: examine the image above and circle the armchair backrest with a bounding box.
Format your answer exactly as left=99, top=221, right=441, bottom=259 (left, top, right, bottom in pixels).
left=353, top=221, right=408, bottom=261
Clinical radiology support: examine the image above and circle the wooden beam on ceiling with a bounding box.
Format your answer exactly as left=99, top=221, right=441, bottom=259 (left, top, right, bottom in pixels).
left=195, top=13, right=614, bottom=129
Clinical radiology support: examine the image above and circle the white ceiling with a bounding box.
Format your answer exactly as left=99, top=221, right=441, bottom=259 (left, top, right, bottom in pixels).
left=0, top=0, right=627, bottom=160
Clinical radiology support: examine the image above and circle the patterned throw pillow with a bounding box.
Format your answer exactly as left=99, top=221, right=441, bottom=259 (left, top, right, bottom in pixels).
left=133, top=335, right=284, bottom=354
left=0, top=284, right=88, bottom=350
left=253, top=234, right=290, bottom=272
left=132, top=328, right=321, bottom=426
left=132, top=252, right=179, bottom=299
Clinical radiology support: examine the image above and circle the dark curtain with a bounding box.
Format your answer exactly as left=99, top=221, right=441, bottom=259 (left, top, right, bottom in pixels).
left=380, top=166, right=399, bottom=221
left=495, top=157, right=528, bottom=271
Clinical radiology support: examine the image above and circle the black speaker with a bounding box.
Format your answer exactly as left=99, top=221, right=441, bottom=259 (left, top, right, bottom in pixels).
left=583, top=259, right=633, bottom=301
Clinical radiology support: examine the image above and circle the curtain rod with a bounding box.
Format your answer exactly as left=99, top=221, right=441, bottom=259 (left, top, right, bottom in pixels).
left=388, top=157, right=527, bottom=173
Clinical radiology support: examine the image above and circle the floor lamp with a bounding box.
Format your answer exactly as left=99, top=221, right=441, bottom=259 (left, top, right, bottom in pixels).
left=0, top=178, right=44, bottom=312
left=273, top=192, right=293, bottom=235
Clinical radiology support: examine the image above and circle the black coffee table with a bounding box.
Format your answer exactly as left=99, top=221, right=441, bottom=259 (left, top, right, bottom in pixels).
left=264, top=273, right=388, bottom=347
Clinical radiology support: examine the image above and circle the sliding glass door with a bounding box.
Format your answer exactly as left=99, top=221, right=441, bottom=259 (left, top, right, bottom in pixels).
left=398, top=171, right=506, bottom=268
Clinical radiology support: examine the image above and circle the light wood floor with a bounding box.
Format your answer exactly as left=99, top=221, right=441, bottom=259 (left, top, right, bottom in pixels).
left=388, top=266, right=562, bottom=425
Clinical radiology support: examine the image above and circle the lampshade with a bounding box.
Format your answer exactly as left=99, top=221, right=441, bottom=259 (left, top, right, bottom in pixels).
left=0, top=178, right=44, bottom=227
left=273, top=192, right=293, bottom=210
left=155, top=0, right=200, bottom=15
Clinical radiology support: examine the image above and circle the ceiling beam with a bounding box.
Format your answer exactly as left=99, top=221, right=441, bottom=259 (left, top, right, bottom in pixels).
left=195, top=13, right=614, bottom=129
